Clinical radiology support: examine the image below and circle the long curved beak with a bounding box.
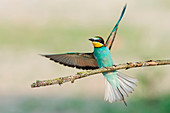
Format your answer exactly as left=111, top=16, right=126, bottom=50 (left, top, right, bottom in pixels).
left=89, top=38, right=95, bottom=41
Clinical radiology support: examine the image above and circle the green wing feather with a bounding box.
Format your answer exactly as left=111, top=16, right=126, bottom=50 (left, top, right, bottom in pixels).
left=106, top=4, right=127, bottom=50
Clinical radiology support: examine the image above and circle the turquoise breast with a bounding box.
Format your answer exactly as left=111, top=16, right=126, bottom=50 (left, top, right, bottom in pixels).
left=93, top=46, right=114, bottom=68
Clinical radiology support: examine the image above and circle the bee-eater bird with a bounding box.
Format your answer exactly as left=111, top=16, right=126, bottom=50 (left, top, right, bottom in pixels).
left=42, top=4, right=137, bottom=105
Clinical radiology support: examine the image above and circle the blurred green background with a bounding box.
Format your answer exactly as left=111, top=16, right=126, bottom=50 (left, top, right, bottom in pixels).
left=0, top=0, right=170, bottom=113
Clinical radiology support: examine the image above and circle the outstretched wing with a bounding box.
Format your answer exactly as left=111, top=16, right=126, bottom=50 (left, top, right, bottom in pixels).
left=41, top=52, right=99, bottom=70
left=106, top=4, right=127, bottom=50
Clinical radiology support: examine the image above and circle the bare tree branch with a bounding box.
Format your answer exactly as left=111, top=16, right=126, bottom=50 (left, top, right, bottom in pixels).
left=31, top=59, right=170, bottom=88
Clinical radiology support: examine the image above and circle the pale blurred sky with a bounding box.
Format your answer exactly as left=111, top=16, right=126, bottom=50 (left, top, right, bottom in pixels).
left=0, top=0, right=169, bottom=26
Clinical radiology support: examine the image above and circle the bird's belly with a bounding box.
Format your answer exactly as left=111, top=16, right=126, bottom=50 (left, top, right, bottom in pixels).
left=98, top=57, right=112, bottom=67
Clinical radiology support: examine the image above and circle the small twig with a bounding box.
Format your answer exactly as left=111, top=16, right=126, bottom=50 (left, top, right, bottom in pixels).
left=31, top=59, right=170, bottom=88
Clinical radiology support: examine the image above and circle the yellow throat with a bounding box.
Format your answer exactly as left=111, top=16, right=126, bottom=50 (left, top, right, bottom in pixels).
left=92, top=42, right=103, bottom=48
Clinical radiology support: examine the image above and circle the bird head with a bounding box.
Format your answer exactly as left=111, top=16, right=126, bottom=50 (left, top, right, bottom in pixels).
left=89, top=36, right=105, bottom=48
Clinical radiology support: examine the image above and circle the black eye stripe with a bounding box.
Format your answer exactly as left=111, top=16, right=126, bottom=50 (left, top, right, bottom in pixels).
left=94, top=39, right=101, bottom=42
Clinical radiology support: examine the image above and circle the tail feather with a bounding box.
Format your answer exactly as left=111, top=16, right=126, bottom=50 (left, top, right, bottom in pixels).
left=118, top=78, right=134, bottom=93
left=116, top=88, right=123, bottom=101
left=119, top=85, right=128, bottom=97
left=118, top=72, right=138, bottom=83
left=104, top=72, right=138, bottom=105
left=118, top=75, right=136, bottom=89
left=105, top=78, right=115, bottom=102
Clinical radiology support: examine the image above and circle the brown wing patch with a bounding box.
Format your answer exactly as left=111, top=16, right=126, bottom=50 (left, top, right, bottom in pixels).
left=106, top=28, right=118, bottom=50
left=41, top=52, right=99, bottom=70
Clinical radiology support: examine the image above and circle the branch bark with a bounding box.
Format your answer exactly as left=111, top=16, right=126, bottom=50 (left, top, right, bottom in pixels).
left=31, top=59, right=170, bottom=88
